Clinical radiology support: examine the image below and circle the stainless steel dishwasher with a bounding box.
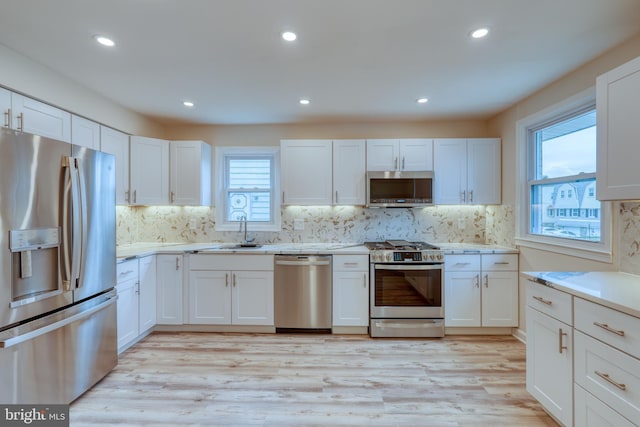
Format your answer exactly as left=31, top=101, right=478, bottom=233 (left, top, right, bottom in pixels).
left=274, top=255, right=332, bottom=332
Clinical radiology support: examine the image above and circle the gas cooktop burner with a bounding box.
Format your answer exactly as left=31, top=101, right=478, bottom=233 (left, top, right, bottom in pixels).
left=365, top=240, right=444, bottom=263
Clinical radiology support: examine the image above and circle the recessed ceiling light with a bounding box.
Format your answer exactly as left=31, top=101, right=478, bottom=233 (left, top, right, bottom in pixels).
left=183, top=101, right=194, bottom=107
left=417, top=98, right=429, bottom=104
left=470, top=28, right=489, bottom=39
left=299, top=99, right=310, bottom=105
left=94, top=35, right=115, bottom=47
left=282, top=31, right=297, bottom=42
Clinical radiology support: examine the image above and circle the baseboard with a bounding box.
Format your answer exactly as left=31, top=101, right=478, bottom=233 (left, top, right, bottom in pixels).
left=445, top=326, right=514, bottom=335
left=512, top=327, right=526, bottom=344
left=154, top=325, right=276, bottom=333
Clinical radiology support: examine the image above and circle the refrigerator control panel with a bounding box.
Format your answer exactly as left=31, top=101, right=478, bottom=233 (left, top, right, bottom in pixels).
left=9, top=227, right=60, bottom=252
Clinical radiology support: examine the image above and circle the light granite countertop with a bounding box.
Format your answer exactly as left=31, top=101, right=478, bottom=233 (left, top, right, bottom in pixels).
left=436, top=243, right=518, bottom=254
left=522, top=271, right=640, bottom=319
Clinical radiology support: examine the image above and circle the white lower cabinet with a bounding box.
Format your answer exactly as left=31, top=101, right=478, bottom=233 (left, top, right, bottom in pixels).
left=188, top=255, right=274, bottom=326
left=156, top=254, right=184, bottom=325
left=575, top=384, right=636, bottom=427
left=444, top=253, right=518, bottom=327
left=526, top=281, right=573, bottom=427
left=116, top=255, right=157, bottom=353
left=332, top=255, right=369, bottom=327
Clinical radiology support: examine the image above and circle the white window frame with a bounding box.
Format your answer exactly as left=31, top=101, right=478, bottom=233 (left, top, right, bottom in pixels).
left=515, top=87, right=612, bottom=263
left=214, top=146, right=281, bottom=231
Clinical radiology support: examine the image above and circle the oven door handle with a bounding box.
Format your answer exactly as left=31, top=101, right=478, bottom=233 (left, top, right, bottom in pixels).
left=374, top=264, right=442, bottom=271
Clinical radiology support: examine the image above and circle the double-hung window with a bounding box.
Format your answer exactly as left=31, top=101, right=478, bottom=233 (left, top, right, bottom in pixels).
left=517, top=89, right=611, bottom=261
left=215, top=147, right=280, bottom=231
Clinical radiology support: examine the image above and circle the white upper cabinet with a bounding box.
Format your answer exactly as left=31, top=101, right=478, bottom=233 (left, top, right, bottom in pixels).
left=100, top=126, right=130, bottom=205
left=169, top=140, right=211, bottom=206
left=366, top=139, right=433, bottom=171
left=332, top=139, right=366, bottom=205
left=281, top=139, right=333, bottom=205
left=130, top=136, right=170, bottom=205
left=71, top=115, right=100, bottom=150
left=596, top=55, right=640, bottom=200
left=433, top=138, right=501, bottom=204
left=4, top=92, right=71, bottom=142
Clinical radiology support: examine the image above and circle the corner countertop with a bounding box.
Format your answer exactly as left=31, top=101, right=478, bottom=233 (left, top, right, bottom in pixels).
left=522, top=271, right=640, bottom=319
left=436, top=243, right=518, bottom=254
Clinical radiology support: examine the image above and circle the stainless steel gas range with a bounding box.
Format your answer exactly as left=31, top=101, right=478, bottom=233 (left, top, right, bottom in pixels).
left=365, top=240, right=444, bottom=338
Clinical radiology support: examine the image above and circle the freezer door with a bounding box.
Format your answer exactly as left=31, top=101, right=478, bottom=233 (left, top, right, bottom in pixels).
left=0, top=128, right=73, bottom=327
left=71, top=146, right=116, bottom=301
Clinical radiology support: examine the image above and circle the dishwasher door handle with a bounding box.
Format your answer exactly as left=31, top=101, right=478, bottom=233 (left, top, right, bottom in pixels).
left=275, top=259, right=331, bottom=266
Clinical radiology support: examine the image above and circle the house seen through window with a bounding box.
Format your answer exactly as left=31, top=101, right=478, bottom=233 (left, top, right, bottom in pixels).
left=528, top=108, right=600, bottom=242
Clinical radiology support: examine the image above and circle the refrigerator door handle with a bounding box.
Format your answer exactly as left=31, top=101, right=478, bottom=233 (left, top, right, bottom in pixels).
left=75, top=158, right=88, bottom=288
left=0, top=294, right=117, bottom=349
left=61, top=157, right=78, bottom=289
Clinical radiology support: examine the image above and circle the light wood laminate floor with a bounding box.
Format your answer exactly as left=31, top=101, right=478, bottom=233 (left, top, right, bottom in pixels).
left=71, top=333, right=558, bottom=426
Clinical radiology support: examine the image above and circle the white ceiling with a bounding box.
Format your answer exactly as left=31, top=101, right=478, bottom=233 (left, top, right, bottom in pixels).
left=1, top=0, right=639, bottom=126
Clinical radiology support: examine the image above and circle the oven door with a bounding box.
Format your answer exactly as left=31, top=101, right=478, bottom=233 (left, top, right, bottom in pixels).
left=370, top=263, right=443, bottom=318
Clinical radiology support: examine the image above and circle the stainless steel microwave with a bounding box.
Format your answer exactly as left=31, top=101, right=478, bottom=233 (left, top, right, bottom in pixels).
left=366, top=171, right=434, bottom=207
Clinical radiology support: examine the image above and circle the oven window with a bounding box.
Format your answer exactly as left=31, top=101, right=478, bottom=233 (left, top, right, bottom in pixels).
left=374, top=268, right=442, bottom=307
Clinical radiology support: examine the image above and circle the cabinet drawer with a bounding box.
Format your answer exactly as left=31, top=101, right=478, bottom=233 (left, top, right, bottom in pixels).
left=575, top=297, right=640, bottom=360
left=575, top=384, right=636, bottom=427
left=117, top=259, right=138, bottom=283
left=189, top=254, right=274, bottom=271
left=444, top=255, right=480, bottom=271
left=526, top=280, right=572, bottom=325
left=481, top=254, right=518, bottom=271
left=333, top=255, right=368, bottom=271
left=574, top=331, right=640, bottom=424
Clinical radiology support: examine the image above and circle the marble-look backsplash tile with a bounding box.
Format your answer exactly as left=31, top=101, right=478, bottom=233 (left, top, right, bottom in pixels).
left=618, top=202, right=640, bottom=275
left=116, top=205, right=492, bottom=246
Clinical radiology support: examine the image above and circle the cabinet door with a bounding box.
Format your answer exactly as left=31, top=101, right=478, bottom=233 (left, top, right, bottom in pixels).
left=170, top=140, right=211, bottom=206
left=280, top=140, right=332, bottom=205
left=526, top=307, right=573, bottom=427
left=596, top=56, right=640, bottom=200
left=100, top=126, right=130, bottom=205
left=399, top=139, right=433, bottom=171
left=232, top=271, right=274, bottom=325
left=332, top=270, right=369, bottom=326
left=481, top=271, right=518, bottom=327
left=575, top=384, right=636, bottom=427
left=156, top=255, right=184, bottom=325
left=11, top=93, right=71, bottom=142
left=433, top=139, right=467, bottom=204
left=138, top=255, right=157, bottom=333
left=467, top=138, right=501, bottom=204
left=444, top=270, right=481, bottom=326
left=188, top=270, right=231, bottom=324
left=71, top=115, right=100, bottom=150
left=116, top=277, right=139, bottom=352
left=1, top=88, right=11, bottom=128
left=130, top=136, right=169, bottom=205
left=366, top=139, right=399, bottom=171
left=333, top=139, right=365, bottom=205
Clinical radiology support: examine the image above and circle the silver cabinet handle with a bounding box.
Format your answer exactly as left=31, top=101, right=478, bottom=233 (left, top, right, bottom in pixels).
left=533, top=296, right=552, bottom=306
left=593, top=322, right=625, bottom=336
left=125, top=190, right=130, bottom=203
left=363, top=273, right=367, bottom=288
left=3, top=108, right=10, bottom=127
left=16, top=112, right=24, bottom=131
left=119, top=270, right=135, bottom=276
left=494, top=262, right=510, bottom=265
left=558, top=328, right=567, bottom=353
left=225, top=273, right=229, bottom=287
left=484, top=274, right=488, bottom=288
left=335, top=190, right=338, bottom=203
left=402, top=157, right=405, bottom=170
left=233, top=274, right=236, bottom=287
left=133, top=190, right=137, bottom=203
left=175, top=257, right=180, bottom=271
left=595, top=371, right=626, bottom=391
left=461, top=190, right=466, bottom=203
left=282, top=191, right=285, bottom=203
left=475, top=275, right=479, bottom=288
left=469, top=190, right=473, bottom=203
left=170, top=191, right=175, bottom=203
left=454, top=262, right=471, bottom=267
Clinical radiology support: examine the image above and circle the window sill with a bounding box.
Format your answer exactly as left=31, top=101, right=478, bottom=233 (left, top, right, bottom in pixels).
left=515, top=236, right=612, bottom=263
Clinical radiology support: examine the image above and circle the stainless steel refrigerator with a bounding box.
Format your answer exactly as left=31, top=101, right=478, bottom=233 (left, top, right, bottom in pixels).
left=0, top=127, right=117, bottom=404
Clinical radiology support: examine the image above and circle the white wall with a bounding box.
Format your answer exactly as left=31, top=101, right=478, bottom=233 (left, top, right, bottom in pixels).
left=0, top=43, right=165, bottom=137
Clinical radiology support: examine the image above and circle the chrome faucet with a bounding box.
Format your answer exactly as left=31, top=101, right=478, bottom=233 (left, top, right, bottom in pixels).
left=239, top=215, right=255, bottom=245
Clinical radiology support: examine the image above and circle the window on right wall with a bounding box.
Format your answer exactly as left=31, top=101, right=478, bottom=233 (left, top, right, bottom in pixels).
left=517, top=89, right=611, bottom=262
